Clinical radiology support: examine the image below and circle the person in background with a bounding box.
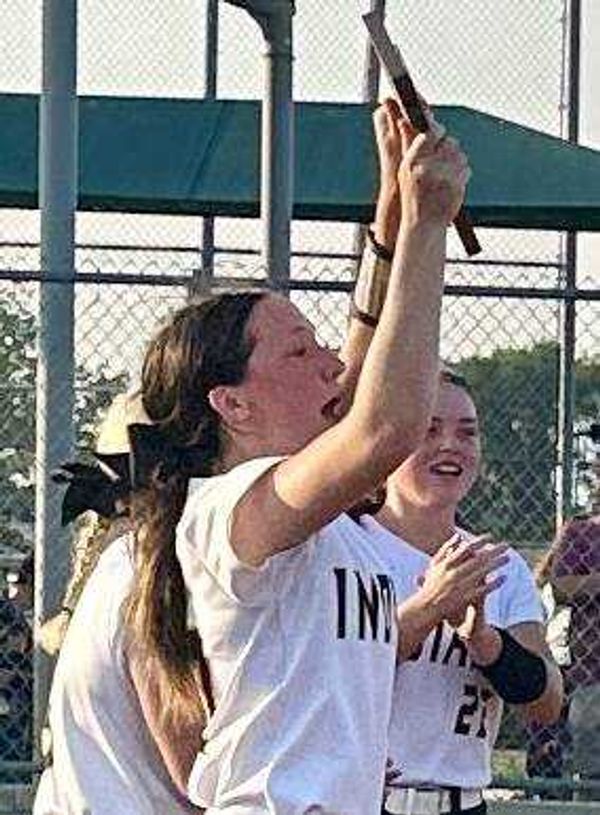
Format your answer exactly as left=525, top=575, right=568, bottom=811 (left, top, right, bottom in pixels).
left=37, top=393, right=142, bottom=657
left=527, top=430, right=600, bottom=795
left=363, top=369, right=563, bottom=815
left=6, top=553, right=34, bottom=626
left=0, top=595, right=32, bottom=763
left=538, top=514, right=600, bottom=793
left=343, top=101, right=563, bottom=815
left=34, top=393, right=207, bottom=814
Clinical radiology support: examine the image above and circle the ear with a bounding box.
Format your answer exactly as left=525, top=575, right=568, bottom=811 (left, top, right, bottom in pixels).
left=208, top=385, right=252, bottom=428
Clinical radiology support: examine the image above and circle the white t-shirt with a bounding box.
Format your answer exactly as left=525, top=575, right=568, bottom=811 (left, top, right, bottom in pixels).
left=360, top=516, right=544, bottom=790
left=176, top=457, right=399, bottom=815
left=33, top=534, right=194, bottom=815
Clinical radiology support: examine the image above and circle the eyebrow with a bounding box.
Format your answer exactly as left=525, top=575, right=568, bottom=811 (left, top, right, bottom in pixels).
left=290, top=325, right=314, bottom=337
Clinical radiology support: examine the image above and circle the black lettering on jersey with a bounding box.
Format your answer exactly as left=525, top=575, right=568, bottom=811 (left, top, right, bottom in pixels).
left=334, top=567, right=347, bottom=639
left=407, top=621, right=443, bottom=662
left=406, top=623, right=471, bottom=667
left=356, top=571, right=380, bottom=640
left=430, top=622, right=445, bottom=662
left=454, top=684, right=494, bottom=739
left=377, top=574, right=396, bottom=644
left=441, top=630, right=469, bottom=667
left=334, top=568, right=396, bottom=643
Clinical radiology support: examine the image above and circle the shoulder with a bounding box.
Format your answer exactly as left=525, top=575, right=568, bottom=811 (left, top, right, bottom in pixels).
left=81, top=532, right=135, bottom=594
left=185, top=456, right=285, bottom=512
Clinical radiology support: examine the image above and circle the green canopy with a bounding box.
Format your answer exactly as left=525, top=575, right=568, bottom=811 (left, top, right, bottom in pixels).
left=2, top=93, right=600, bottom=230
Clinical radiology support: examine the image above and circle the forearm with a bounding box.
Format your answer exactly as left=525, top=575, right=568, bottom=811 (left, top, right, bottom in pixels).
left=350, top=217, right=446, bottom=448
left=338, top=184, right=400, bottom=403
left=466, top=622, right=564, bottom=725
left=396, top=589, right=443, bottom=661
left=522, top=656, right=563, bottom=724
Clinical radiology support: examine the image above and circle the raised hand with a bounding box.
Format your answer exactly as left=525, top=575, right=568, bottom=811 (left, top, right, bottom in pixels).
left=397, top=536, right=508, bottom=660
left=419, top=534, right=508, bottom=620
left=373, top=98, right=404, bottom=192
left=397, top=123, right=471, bottom=228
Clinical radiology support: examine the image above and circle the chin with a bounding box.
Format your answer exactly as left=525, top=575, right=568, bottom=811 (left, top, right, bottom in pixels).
left=417, top=489, right=461, bottom=513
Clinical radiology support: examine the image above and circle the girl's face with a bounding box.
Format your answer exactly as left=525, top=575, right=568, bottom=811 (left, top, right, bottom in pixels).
left=388, top=380, right=481, bottom=512
left=236, top=295, right=345, bottom=453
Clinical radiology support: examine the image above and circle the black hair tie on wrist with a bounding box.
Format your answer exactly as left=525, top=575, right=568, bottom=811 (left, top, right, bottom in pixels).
left=367, top=228, right=394, bottom=263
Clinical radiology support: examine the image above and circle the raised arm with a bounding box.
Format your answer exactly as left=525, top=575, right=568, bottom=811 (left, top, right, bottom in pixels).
left=338, top=100, right=402, bottom=400
left=233, top=125, right=470, bottom=565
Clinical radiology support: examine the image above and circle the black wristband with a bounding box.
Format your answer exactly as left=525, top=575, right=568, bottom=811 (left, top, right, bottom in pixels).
left=477, top=627, right=547, bottom=704
left=367, top=228, right=394, bottom=263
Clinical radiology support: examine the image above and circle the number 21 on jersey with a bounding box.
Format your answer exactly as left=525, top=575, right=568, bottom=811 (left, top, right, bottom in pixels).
left=454, top=683, right=493, bottom=738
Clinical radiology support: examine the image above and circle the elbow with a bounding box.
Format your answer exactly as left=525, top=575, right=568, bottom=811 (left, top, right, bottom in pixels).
left=526, top=696, right=563, bottom=726
left=373, top=417, right=427, bottom=471
left=524, top=667, right=565, bottom=726
left=343, top=408, right=428, bottom=483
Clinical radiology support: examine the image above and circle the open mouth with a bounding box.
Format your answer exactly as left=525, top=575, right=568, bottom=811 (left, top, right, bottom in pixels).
left=321, top=395, right=344, bottom=421
left=429, top=461, right=463, bottom=477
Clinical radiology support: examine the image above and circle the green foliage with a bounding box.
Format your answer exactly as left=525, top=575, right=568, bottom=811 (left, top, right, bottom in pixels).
left=0, top=300, right=127, bottom=549
left=455, top=342, right=600, bottom=545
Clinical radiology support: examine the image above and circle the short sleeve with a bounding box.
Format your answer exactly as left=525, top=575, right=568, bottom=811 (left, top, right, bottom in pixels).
left=496, top=550, right=544, bottom=628
left=176, top=456, right=291, bottom=607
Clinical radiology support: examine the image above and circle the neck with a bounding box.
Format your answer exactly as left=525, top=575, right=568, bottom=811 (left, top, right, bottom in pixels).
left=215, top=432, right=284, bottom=474
left=376, top=488, right=457, bottom=555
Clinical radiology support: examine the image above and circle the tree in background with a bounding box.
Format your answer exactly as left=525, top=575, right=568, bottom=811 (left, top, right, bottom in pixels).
left=0, top=300, right=127, bottom=554
left=456, top=342, right=600, bottom=546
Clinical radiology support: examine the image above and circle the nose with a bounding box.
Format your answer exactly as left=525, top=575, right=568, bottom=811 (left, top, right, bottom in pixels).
left=437, top=427, right=458, bottom=452
left=321, top=347, right=345, bottom=382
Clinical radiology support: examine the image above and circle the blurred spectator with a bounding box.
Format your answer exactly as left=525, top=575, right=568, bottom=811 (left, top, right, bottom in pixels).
left=0, top=596, right=33, bottom=762
left=527, top=509, right=600, bottom=794
left=6, top=552, right=34, bottom=625
left=552, top=513, right=600, bottom=791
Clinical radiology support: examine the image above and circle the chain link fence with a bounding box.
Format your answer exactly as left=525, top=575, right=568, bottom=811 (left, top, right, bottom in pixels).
left=0, top=0, right=599, bottom=809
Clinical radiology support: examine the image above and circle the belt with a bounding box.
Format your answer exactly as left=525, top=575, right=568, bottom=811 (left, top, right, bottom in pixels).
left=384, top=787, right=484, bottom=815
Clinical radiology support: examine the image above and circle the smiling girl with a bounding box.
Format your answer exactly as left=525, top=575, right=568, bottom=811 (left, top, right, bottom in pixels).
left=360, top=371, right=564, bottom=815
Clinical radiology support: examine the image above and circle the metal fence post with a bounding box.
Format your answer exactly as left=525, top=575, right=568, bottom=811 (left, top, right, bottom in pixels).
left=33, top=0, right=77, bottom=750
left=193, top=0, right=219, bottom=298
left=222, top=1, right=294, bottom=291
left=352, top=0, right=386, bottom=264
left=260, top=3, right=294, bottom=291
left=557, top=0, right=581, bottom=527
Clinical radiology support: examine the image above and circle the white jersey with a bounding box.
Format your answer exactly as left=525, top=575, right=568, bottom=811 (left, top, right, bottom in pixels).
left=176, top=457, right=399, bottom=815
left=34, top=534, right=193, bottom=815
left=361, top=516, right=543, bottom=790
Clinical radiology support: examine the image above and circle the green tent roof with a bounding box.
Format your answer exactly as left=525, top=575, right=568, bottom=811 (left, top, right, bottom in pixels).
left=2, top=93, right=600, bottom=230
